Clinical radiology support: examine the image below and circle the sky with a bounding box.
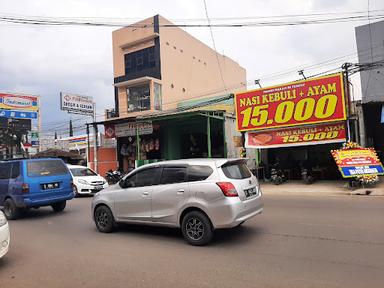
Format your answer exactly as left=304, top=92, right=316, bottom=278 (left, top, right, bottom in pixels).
left=0, top=0, right=383, bottom=137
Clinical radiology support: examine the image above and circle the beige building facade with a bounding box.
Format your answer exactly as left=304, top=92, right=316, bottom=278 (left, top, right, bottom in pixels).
left=101, top=15, right=255, bottom=172
left=109, top=15, right=246, bottom=119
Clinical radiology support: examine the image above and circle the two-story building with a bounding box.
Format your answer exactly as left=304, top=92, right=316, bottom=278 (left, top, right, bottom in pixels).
left=355, top=20, right=384, bottom=161
left=99, top=15, right=252, bottom=172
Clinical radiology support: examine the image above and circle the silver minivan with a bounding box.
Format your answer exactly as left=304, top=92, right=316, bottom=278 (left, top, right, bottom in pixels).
left=92, top=158, right=263, bottom=245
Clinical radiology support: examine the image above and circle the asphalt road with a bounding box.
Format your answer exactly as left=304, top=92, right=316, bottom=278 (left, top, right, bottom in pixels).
left=0, top=194, right=383, bottom=288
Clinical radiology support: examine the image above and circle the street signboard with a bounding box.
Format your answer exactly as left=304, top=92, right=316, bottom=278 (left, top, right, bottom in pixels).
left=0, top=93, right=38, bottom=112
left=27, top=131, right=39, bottom=147
left=0, top=109, right=38, bottom=119
left=246, top=122, right=346, bottom=149
left=60, top=92, right=94, bottom=116
left=235, top=73, right=346, bottom=131
left=104, top=123, right=116, bottom=139
left=331, top=148, right=384, bottom=178
left=0, top=117, right=31, bottom=131
left=115, top=122, right=153, bottom=137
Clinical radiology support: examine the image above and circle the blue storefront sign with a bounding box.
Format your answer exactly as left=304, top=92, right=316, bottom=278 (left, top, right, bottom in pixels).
left=341, top=165, right=384, bottom=177
left=0, top=109, right=38, bottom=119
left=381, top=105, right=384, bottom=124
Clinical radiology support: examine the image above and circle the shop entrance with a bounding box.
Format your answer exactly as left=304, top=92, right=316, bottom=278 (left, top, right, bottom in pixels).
left=161, top=112, right=225, bottom=160
left=265, top=143, right=343, bottom=180
left=116, top=111, right=226, bottom=173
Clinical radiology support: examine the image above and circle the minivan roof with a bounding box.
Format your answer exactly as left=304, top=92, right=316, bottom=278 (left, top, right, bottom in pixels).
left=139, top=158, right=246, bottom=169
left=0, top=157, right=64, bottom=163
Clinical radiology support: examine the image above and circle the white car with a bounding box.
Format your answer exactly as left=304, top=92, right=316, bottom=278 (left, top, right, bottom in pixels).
left=67, top=165, right=109, bottom=196
left=0, top=210, right=10, bottom=258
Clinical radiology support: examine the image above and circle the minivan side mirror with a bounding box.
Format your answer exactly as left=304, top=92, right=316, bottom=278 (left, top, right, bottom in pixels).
left=119, top=179, right=135, bottom=188
left=119, top=179, right=127, bottom=188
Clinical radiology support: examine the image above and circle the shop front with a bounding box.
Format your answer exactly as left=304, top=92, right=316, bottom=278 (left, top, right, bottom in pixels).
left=103, top=110, right=237, bottom=174
left=235, top=73, right=350, bottom=181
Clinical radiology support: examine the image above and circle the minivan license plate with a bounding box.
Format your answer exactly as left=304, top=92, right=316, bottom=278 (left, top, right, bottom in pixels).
left=41, top=182, right=60, bottom=190
left=244, top=187, right=257, bottom=198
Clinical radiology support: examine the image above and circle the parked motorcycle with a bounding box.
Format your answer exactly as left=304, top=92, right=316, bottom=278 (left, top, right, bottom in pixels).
left=301, top=167, right=315, bottom=184
left=270, top=164, right=286, bottom=185
left=105, top=169, right=123, bottom=184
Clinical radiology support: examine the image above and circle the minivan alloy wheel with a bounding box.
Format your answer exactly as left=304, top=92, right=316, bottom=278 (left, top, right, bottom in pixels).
left=181, top=211, right=213, bottom=246
left=94, top=205, right=115, bottom=233
left=185, top=217, right=205, bottom=241
left=96, top=210, right=109, bottom=228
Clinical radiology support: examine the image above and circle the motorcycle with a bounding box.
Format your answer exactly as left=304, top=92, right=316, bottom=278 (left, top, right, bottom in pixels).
left=270, top=164, right=286, bottom=185
left=105, top=169, right=123, bottom=184
left=301, top=167, right=315, bottom=184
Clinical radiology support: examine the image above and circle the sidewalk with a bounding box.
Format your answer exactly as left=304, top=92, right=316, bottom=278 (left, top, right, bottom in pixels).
left=260, top=178, right=384, bottom=196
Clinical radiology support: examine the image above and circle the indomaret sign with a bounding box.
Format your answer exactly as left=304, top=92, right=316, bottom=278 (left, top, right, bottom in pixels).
left=235, top=73, right=346, bottom=132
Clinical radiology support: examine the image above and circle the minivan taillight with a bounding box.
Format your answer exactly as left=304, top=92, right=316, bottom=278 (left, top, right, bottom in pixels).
left=22, top=183, right=29, bottom=193
left=216, top=182, right=238, bottom=197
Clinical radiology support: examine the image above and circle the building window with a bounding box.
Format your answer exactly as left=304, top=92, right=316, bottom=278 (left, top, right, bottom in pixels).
left=127, top=84, right=150, bottom=112
left=124, top=46, right=156, bottom=75
left=154, top=82, right=162, bottom=111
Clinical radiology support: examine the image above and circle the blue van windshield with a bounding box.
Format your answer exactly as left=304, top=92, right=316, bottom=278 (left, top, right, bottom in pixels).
left=27, top=160, right=68, bottom=177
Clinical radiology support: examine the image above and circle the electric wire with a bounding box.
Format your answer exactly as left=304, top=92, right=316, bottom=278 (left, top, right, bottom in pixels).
left=1, top=12, right=384, bottom=28
left=202, top=0, right=228, bottom=93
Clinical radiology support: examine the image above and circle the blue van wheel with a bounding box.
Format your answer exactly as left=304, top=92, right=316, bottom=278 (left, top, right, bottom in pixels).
left=4, top=198, right=21, bottom=220
left=51, top=201, right=66, bottom=212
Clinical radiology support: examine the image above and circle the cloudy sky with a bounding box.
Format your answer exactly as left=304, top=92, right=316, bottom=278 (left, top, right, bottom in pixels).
left=0, top=0, right=383, bottom=137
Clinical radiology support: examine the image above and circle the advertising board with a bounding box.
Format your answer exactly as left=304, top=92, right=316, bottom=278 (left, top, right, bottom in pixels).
left=0, top=117, right=31, bottom=131
left=0, top=110, right=38, bottom=119
left=60, top=92, right=94, bottom=116
left=115, top=122, right=153, bottom=137
left=104, top=124, right=116, bottom=139
left=0, top=93, right=38, bottom=112
left=331, top=148, right=384, bottom=178
left=246, top=122, right=346, bottom=149
left=235, top=73, right=346, bottom=131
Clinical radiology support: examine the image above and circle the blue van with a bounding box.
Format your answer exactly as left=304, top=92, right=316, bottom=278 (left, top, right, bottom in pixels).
left=0, top=158, right=75, bottom=219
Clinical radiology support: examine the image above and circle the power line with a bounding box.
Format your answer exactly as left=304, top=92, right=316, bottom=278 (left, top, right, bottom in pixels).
left=202, top=0, right=227, bottom=93
left=1, top=9, right=384, bottom=24
left=1, top=12, right=384, bottom=28
left=37, top=43, right=379, bottom=127
left=363, top=0, right=376, bottom=98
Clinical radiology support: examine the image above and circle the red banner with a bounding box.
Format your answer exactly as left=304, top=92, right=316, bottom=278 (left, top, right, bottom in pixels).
left=245, top=122, right=346, bottom=148
left=235, top=73, right=346, bottom=131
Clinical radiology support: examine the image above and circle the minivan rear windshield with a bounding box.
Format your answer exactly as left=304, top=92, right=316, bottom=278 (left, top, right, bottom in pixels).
left=221, top=162, right=252, bottom=179
left=27, top=160, right=68, bottom=177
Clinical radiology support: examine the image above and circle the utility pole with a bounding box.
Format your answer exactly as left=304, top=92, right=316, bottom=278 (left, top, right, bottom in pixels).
left=93, top=103, right=98, bottom=173
left=342, top=63, right=353, bottom=143
left=69, top=119, right=73, bottom=137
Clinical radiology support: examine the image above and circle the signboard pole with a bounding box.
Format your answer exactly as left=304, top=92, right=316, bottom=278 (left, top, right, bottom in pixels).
left=37, top=96, right=41, bottom=153
left=93, top=103, right=98, bottom=173
left=342, top=63, right=353, bottom=143
left=86, top=124, right=90, bottom=168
